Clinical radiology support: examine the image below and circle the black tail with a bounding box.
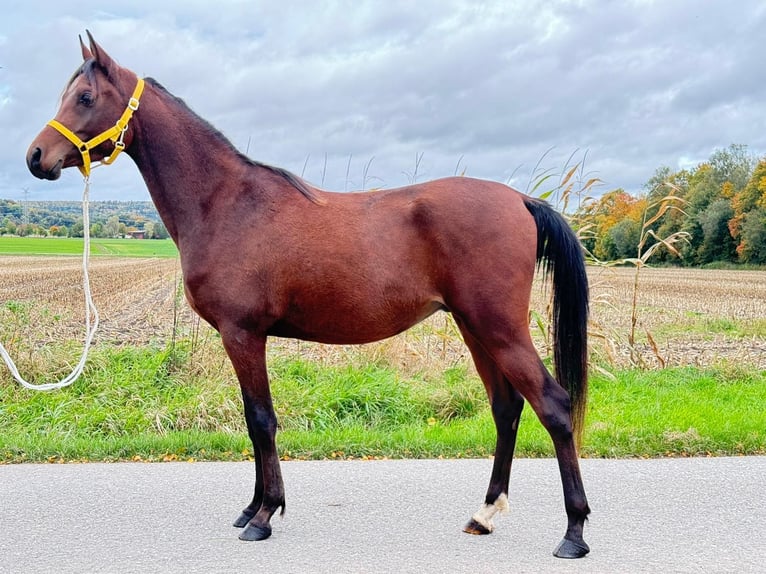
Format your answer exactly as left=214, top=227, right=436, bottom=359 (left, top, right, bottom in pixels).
left=523, top=197, right=589, bottom=447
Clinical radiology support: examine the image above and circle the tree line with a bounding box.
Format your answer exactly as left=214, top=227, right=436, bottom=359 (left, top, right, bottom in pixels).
left=0, top=200, right=168, bottom=239
left=575, top=144, right=766, bottom=265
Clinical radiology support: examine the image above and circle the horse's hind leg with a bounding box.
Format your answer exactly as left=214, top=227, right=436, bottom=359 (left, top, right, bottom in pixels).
left=458, top=319, right=590, bottom=558
left=458, top=325, right=525, bottom=535
left=502, top=340, right=589, bottom=557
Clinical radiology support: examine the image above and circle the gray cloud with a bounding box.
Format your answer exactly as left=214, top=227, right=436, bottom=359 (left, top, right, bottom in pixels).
left=1, top=0, right=765, bottom=201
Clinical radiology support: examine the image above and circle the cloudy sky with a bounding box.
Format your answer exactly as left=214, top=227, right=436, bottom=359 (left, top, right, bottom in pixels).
left=1, top=0, right=765, bottom=202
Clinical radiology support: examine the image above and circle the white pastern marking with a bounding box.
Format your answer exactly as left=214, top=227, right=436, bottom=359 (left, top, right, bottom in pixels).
left=471, top=493, right=509, bottom=531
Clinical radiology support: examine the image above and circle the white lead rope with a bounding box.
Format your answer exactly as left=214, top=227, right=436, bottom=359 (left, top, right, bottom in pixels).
left=0, top=178, right=99, bottom=391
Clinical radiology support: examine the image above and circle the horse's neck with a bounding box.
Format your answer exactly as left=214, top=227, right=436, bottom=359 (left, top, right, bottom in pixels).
left=127, top=84, right=249, bottom=244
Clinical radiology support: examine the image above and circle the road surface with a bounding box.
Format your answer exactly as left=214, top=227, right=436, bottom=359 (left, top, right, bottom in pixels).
left=1, top=457, right=764, bottom=573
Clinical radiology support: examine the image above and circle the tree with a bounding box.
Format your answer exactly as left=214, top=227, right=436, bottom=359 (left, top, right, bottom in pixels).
left=609, top=219, right=642, bottom=260
left=151, top=221, right=169, bottom=239
left=708, top=144, right=754, bottom=192
left=730, top=159, right=766, bottom=242
left=685, top=163, right=720, bottom=215
left=104, top=215, right=121, bottom=238
left=574, top=145, right=761, bottom=266
left=697, top=199, right=736, bottom=263
left=90, top=222, right=104, bottom=238
left=643, top=166, right=689, bottom=203
left=636, top=170, right=691, bottom=263
left=738, top=208, right=766, bottom=264
left=576, top=189, right=644, bottom=260
left=70, top=219, right=84, bottom=238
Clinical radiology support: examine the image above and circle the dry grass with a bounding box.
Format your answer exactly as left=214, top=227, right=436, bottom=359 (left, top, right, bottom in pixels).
left=0, top=256, right=189, bottom=345
left=582, top=266, right=766, bottom=368
left=1, top=256, right=764, bottom=374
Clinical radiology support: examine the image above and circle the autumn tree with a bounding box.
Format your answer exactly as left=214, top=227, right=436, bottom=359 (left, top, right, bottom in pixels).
left=576, top=189, right=647, bottom=260
left=739, top=208, right=766, bottom=264
left=730, top=159, right=766, bottom=261
left=576, top=145, right=763, bottom=267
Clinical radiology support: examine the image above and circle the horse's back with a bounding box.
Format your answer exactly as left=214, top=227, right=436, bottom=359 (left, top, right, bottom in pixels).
left=315, top=176, right=537, bottom=253
left=301, top=175, right=540, bottom=310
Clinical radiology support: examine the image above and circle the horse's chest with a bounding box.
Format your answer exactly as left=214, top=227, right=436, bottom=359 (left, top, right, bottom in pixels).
left=181, top=263, right=274, bottom=331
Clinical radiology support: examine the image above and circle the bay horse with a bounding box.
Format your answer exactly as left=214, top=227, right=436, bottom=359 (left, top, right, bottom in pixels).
left=26, top=32, right=591, bottom=558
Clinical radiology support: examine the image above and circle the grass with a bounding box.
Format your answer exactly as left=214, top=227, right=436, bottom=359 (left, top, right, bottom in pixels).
left=1, top=343, right=764, bottom=463
left=0, top=236, right=178, bottom=257
left=91, top=238, right=178, bottom=257
left=654, top=317, right=766, bottom=339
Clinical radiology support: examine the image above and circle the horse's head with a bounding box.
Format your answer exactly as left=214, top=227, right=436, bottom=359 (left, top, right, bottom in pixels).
left=27, top=31, right=142, bottom=180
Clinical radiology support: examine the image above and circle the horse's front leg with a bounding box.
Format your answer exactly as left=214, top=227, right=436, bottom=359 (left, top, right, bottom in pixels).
left=232, top=420, right=265, bottom=528
left=237, top=390, right=285, bottom=541
left=220, top=327, right=285, bottom=541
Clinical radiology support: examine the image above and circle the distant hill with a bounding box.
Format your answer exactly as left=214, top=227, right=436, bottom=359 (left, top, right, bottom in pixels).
left=0, top=199, right=163, bottom=237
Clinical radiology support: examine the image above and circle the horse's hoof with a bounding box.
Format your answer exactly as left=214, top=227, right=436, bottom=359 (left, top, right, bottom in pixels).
left=239, top=522, right=272, bottom=541
left=462, top=518, right=492, bottom=535
left=233, top=510, right=255, bottom=528
left=553, top=537, right=590, bottom=559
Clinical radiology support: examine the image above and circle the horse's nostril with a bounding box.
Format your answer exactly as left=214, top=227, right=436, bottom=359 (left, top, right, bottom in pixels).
left=27, top=146, right=54, bottom=179
left=29, top=147, right=42, bottom=167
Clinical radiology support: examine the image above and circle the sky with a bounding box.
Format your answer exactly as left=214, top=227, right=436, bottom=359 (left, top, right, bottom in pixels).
left=1, top=0, right=765, bottom=202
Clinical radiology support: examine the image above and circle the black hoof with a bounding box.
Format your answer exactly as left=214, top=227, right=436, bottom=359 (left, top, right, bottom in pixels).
left=239, top=521, right=272, bottom=541
left=462, top=518, right=492, bottom=535
left=233, top=510, right=256, bottom=528
left=553, top=538, right=590, bottom=559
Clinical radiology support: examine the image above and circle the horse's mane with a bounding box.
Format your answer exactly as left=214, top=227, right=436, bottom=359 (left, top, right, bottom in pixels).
left=144, top=77, right=323, bottom=205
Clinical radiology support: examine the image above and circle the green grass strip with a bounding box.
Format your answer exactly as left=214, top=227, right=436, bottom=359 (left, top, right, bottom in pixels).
left=0, top=236, right=178, bottom=257
left=0, top=345, right=764, bottom=462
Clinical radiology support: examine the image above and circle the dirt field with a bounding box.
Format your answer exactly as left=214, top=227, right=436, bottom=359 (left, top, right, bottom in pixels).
left=583, top=266, right=765, bottom=368
left=1, top=256, right=764, bottom=370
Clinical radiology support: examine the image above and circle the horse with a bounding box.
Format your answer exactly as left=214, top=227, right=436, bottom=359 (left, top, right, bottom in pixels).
left=26, top=32, right=591, bottom=558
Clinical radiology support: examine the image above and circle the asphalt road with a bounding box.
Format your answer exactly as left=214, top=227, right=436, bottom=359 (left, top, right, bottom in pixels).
left=1, top=457, right=764, bottom=573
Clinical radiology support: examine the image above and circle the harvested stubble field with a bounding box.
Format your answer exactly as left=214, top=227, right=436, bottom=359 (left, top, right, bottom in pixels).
left=0, top=256, right=764, bottom=372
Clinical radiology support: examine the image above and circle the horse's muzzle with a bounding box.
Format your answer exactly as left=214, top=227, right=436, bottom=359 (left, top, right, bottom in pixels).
left=27, top=147, right=63, bottom=180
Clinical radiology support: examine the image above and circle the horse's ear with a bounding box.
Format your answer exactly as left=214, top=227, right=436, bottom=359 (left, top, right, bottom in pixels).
left=86, top=30, right=118, bottom=78
left=79, top=34, right=93, bottom=61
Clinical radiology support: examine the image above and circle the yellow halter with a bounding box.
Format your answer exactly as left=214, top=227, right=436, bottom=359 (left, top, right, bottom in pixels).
left=47, top=77, right=145, bottom=178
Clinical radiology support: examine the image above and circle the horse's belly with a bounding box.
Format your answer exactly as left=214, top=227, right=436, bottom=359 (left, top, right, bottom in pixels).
left=268, top=299, right=445, bottom=344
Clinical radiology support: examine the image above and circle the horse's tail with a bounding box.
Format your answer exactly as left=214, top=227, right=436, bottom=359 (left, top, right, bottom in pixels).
left=523, top=197, right=589, bottom=447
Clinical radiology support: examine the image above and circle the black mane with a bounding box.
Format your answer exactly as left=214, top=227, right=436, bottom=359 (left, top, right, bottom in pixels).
left=145, top=77, right=323, bottom=205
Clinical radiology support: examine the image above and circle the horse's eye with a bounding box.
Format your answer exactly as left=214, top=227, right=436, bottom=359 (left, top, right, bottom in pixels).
left=79, top=92, right=94, bottom=107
